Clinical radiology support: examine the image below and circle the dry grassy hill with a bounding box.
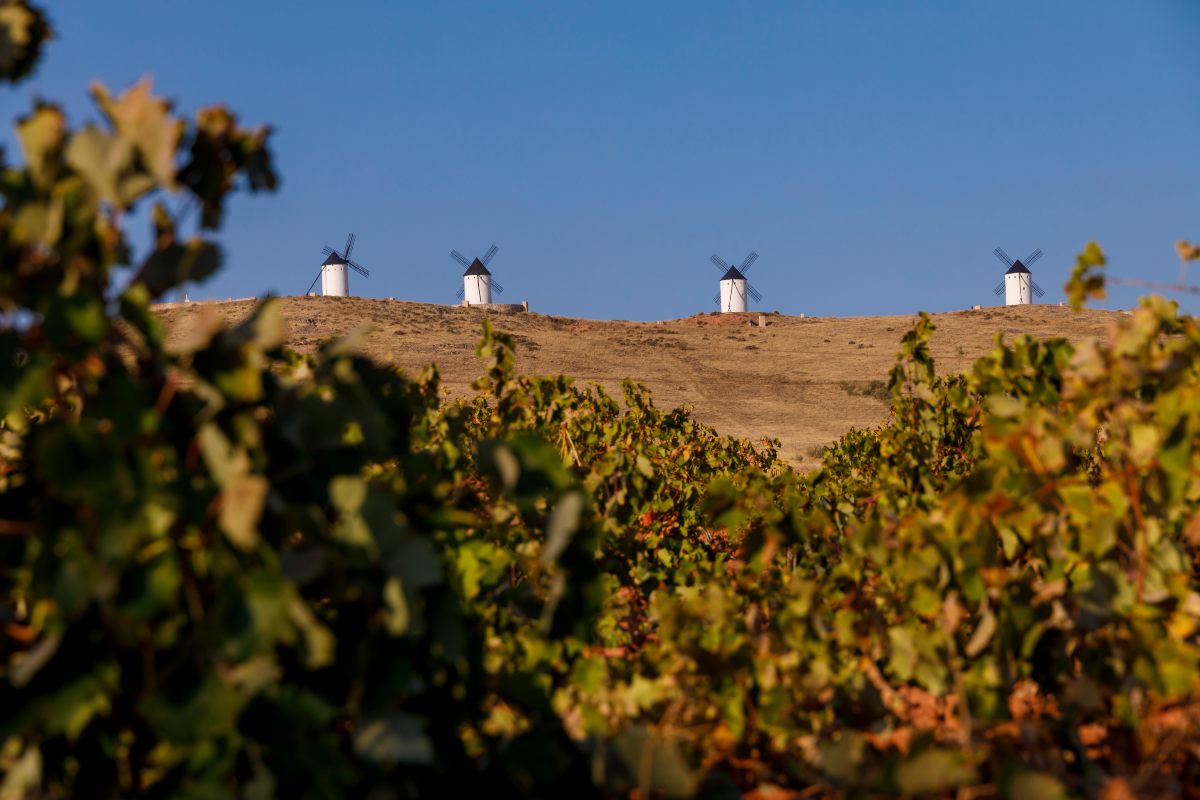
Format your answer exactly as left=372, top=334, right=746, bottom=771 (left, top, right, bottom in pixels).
left=155, top=298, right=1122, bottom=467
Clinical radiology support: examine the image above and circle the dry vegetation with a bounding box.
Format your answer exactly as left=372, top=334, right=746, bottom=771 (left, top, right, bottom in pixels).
left=155, top=298, right=1121, bottom=466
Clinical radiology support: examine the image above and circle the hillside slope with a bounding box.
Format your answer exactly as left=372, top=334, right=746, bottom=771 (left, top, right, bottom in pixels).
left=155, top=298, right=1121, bottom=466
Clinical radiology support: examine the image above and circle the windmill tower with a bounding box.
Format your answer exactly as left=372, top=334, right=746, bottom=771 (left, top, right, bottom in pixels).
left=710, top=251, right=763, bottom=313
left=992, top=247, right=1045, bottom=306
left=450, top=244, right=505, bottom=305
left=308, top=233, right=369, bottom=297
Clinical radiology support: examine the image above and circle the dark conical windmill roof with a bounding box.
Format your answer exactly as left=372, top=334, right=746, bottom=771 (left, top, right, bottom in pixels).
left=322, top=251, right=348, bottom=266
left=720, top=266, right=747, bottom=281
left=464, top=257, right=492, bottom=276
left=1006, top=260, right=1031, bottom=275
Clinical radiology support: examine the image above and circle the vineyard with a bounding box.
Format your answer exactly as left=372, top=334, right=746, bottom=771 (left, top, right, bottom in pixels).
left=3, top=5, right=1200, bottom=797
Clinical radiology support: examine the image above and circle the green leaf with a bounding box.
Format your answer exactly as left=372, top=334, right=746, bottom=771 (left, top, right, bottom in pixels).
left=1006, top=771, right=1066, bottom=800
left=636, top=454, right=654, bottom=478
left=610, top=725, right=699, bottom=799
left=895, top=749, right=976, bottom=795
left=887, top=626, right=917, bottom=681
left=818, top=734, right=864, bottom=785
left=58, top=294, right=107, bottom=344
left=28, top=664, right=118, bottom=740
left=138, top=673, right=242, bottom=744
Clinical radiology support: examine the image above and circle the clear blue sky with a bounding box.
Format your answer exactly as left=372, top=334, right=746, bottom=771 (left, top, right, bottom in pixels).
left=5, top=1, right=1199, bottom=319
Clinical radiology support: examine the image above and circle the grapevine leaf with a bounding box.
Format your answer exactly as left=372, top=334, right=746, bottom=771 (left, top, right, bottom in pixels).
left=895, top=749, right=976, bottom=794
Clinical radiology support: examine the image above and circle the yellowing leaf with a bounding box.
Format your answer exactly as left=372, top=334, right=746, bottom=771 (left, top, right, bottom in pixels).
left=987, top=395, right=1025, bottom=419
left=353, top=713, right=434, bottom=766
left=965, top=608, right=996, bottom=657
left=382, top=577, right=410, bottom=636
left=15, top=102, right=64, bottom=184
left=1176, top=240, right=1200, bottom=262
left=196, top=424, right=248, bottom=486
left=329, top=475, right=366, bottom=514
left=64, top=124, right=132, bottom=205
left=493, top=445, right=520, bottom=491
left=1128, top=423, right=1160, bottom=467
left=542, top=491, right=582, bottom=564
left=287, top=597, right=335, bottom=670
left=219, top=474, right=267, bottom=551
left=90, top=78, right=182, bottom=187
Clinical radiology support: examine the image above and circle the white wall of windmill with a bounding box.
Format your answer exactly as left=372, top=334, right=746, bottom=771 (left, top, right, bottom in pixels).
left=463, top=274, right=491, bottom=305
left=720, top=278, right=748, bottom=313
left=1004, top=272, right=1032, bottom=306
left=322, top=264, right=349, bottom=297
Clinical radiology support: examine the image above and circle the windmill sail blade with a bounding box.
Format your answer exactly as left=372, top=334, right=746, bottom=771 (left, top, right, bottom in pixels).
left=348, top=260, right=369, bottom=278
left=1032, top=281, right=1046, bottom=298
left=993, top=282, right=1005, bottom=296
left=482, top=245, right=498, bottom=266
left=322, top=245, right=335, bottom=257
left=993, top=247, right=1014, bottom=268
left=456, top=287, right=465, bottom=299
left=710, top=254, right=731, bottom=272
left=488, top=277, right=504, bottom=294
left=306, top=267, right=325, bottom=295
left=747, top=282, right=763, bottom=303
left=450, top=250, right=471, bottom=269
left=343, top=233, right=356, bottom=260
left=713, top=292, right=721, bottom=305
left=1024, top=248, right=1043, bottom=268
left=739, top=251, right=759, bottom=273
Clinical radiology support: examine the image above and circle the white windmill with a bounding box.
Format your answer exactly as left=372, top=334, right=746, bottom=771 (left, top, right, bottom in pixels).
left=710, top=251, right=763, bottom=313
left=449, top=244, right=505, bottom=305
left=307, top=233, right=370, bottom=297
left=992, top=246, right=1045, bottom=306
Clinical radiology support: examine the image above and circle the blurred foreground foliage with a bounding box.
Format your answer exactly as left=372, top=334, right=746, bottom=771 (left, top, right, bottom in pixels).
left=4, top=4, right=1200, bottom=797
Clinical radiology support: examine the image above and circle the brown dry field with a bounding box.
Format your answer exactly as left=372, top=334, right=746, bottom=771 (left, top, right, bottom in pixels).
left=155, top=298, right=1122, bottom=468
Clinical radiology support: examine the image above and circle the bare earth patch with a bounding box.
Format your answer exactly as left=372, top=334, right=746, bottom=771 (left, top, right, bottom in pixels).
left=155, top=298, right=1120, bottom=468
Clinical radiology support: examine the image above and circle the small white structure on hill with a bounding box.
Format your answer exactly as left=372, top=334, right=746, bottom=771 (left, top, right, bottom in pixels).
left=320, top=252, right=349, bottom=297
left=463, top=259, right=492, bottom=304
left=1004, top=262, right=1033, bottom=305
left=309, top=233, right=370, bottom=297
left=710, top=251, right=763, bottom=313
left=450, top=244, right=505, bottom=305
left=720, top=269, right=748, bottom=312
left=992, top=246, right=1045, bottom=306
